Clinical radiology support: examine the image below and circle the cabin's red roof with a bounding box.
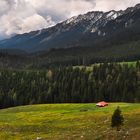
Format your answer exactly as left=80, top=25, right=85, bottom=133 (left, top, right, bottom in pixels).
left=96, top=101, right=108, bottom=107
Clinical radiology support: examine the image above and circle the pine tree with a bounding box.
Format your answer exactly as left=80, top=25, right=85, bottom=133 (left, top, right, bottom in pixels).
left=111, top=107, right=124, bottom=131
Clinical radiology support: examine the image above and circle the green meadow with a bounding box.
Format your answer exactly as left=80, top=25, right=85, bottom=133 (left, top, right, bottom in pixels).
left=0, top=103, right=140, bottom=140
left=74, top=61, right=138, bottom=70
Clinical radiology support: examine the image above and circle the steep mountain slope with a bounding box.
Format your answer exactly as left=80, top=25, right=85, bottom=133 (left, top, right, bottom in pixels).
left=0, top=4, right=140, bottom=52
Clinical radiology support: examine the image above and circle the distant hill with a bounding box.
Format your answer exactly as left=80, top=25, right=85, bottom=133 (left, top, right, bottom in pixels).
left=1, top=39, right=140, bottom=68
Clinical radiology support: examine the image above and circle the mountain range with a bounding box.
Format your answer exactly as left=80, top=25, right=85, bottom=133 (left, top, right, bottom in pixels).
left=0, top=4, right=140, bottom=53
left=0, top=4, right=140, bottom=68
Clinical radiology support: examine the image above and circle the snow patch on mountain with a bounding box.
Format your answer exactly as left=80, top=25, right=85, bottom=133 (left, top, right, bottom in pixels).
left=106, top=11, right=118, bottom=19
left=31, top=30, right=42, bottom=38
left=65, top=16, right=78, bottom=24
left=91, top=27, right=98, bottom=33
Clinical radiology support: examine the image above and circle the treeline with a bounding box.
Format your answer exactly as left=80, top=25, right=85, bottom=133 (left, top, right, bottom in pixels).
left=1, top=62, right=140, bottom=108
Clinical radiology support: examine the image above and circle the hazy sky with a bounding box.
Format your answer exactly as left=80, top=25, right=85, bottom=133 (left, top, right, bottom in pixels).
left=0, top=0, right=140, bottom=39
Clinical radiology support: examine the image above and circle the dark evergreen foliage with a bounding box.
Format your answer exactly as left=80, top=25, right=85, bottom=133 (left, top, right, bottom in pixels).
left=0, top=38, right=140, bottom=69
left=1, top=62, right=140, bottom=109
left=111, top=107, right=124, bottom=130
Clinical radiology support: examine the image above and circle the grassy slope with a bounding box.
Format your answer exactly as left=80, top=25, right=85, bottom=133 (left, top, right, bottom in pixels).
left=0, top=103, right=140, bottom=140
left=74, top=61, right=138, bottom=71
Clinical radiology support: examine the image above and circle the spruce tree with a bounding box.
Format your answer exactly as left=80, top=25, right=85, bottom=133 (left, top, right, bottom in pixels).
left=111, top=107, right=124, bottom=131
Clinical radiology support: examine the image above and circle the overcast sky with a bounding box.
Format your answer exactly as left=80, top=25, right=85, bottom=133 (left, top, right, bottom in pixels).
left=0, top=0, right=140, bottom=39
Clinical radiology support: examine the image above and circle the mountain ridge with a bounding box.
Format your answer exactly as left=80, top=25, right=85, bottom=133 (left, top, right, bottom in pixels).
left=0, top=3, right=140, bottom=53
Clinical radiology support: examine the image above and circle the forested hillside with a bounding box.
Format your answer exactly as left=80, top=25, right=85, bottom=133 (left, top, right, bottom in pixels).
left=1, top=62, right=140, bottom=109
left=1, top=39, right=140, bottom=69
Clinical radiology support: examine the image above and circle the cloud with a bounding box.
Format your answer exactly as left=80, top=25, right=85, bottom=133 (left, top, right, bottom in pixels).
left=0, top=0, right=140, bottom=39
left=26, top=0, right=96, bottom=22
left=0, top=0, right=55, bottom=39
left=94, top=0, right=140, bottom=11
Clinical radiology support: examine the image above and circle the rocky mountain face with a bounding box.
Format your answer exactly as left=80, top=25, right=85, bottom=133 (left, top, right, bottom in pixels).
left=0, top=4, right=140, bottom=52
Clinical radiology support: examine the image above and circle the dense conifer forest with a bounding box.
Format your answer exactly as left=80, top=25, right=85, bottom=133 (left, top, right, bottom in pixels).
left=1, top=62, right=140, bottom=109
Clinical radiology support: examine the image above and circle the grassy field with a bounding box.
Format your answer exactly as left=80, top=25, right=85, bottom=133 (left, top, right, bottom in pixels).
left=73, top=61, right=138, bottom=71
left=0, top=103, right=140, bottom=140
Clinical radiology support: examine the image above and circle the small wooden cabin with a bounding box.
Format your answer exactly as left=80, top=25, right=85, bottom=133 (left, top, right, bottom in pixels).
left=96, top=101, right=108, bottom=107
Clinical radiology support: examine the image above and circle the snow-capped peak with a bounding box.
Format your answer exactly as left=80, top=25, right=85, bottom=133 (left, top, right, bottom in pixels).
left=106, top=11, right=118, bottom=19
left=65, top=16, right=78, bottom=24
left=64, top=11, right=103, bottom=25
